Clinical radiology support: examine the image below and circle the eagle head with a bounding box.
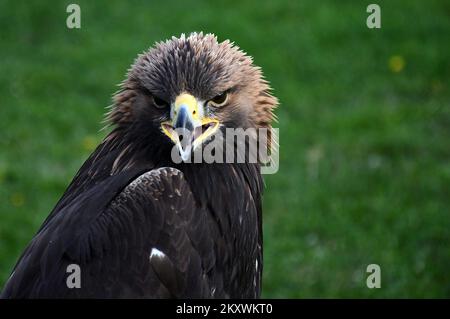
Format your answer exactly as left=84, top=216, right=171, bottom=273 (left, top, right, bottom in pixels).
left=108, top=32, right=278, bottom=163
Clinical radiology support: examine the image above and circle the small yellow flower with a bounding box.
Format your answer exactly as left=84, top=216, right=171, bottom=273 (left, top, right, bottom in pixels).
left=82, top=135, right=98, bottom=152
left=389, top=55, right=405, bottom=73
left=11, top=192, right=25, bottom=207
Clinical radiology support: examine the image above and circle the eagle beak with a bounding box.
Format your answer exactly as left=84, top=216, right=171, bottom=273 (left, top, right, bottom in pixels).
left=161, top=93, right=219, bottom=161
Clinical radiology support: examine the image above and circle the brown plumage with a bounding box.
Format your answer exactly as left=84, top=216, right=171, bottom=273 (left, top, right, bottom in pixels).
left=1, top=33, right=278, bottom=299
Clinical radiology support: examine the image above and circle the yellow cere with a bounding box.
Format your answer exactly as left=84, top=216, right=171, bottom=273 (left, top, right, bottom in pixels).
left=174, top=93, right=201, bottom=121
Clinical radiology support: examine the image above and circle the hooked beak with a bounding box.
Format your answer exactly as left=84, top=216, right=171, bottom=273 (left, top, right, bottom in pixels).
left=161, top=93, right=219, bottom=161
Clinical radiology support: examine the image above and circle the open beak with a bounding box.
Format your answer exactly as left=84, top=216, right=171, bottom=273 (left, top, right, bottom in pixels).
left=161, top=93, right=219, bottom=161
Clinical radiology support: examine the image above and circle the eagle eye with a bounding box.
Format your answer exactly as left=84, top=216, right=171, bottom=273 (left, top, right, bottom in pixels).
left=152, top=95, right=168, bottom=109
left=208, top=92, right=228, bottom=107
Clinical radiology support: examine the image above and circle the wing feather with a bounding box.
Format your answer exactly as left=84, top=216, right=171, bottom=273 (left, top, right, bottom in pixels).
left=1, top=167, right=218, bottom=298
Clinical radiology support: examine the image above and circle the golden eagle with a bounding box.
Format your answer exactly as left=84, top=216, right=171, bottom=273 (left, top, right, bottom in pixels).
left=1, top=33, right=278, bottom=298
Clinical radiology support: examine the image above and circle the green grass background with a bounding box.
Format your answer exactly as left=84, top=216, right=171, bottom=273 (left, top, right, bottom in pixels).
left=0, top=0, right=449, bottom=298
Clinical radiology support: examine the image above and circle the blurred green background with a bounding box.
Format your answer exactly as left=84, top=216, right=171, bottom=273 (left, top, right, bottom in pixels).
left=0, top=0, right=449, bottom=298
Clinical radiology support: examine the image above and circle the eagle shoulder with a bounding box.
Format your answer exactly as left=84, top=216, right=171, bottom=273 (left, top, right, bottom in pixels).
left=1, top=167, right=218, bottom=298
